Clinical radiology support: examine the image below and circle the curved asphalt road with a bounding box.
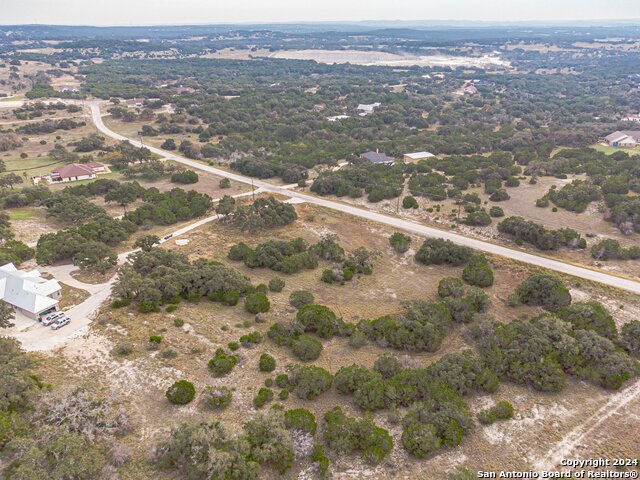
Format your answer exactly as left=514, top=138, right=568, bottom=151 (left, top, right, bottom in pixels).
left=89, top=102, right=640, bottom=295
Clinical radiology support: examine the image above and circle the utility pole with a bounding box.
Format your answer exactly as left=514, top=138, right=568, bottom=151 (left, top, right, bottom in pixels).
left=396, top=194, right=400, bottom=214
left=251, top=179, right=255, bottom=201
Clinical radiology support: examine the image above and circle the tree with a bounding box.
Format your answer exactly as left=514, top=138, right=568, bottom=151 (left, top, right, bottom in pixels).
left=171, top=170, right=199, bottom=184
left=0, top=212, right=13, bottom=243
left=514, top=274, right=571, bottom=311
left=462, top=257, right=494, bottom=287
left=161, top=138, right=177, bottom=150
left=284, top=408, right=317, bottom=435
left=104, top=183, right=139, bottom=214
left=291, top=365, right=332, bottom=400
left=219, top=177, right=231, bottom=189
left=5, top=426, right=106, bottom=480
left=292, top=335, right=323, bottom=361
left=72, top=241, right=117, bottom=273
left=216, top=195, right=236, bottom=216
left=415, top=238, right=473, bottom=266
left=133, top=234, right=160, bottom=251
left=0, top=301, right=15, bottom=328
left=401, top=423, right=441, bottom=458
left=402, top=196, right=419, bottom=209
left=0, top=173, right=24, bottom=189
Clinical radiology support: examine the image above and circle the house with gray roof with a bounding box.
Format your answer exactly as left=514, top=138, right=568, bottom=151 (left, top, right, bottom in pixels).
left=0, top=263, right=61, bottom=319
left=604, top=131, right=640, bottom=147
left=360, top=150, right=395, bottom=165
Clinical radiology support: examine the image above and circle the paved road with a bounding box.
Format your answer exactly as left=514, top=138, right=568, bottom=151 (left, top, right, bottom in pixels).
left=89, top=102, right=640, bottom=294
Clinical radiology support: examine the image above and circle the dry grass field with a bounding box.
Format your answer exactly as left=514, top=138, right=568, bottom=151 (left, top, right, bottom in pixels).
left=35, top=202, right=640, bottom=480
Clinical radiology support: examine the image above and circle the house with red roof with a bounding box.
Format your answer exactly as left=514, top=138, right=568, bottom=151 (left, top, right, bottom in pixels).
left=49, top=162, right=107, bottom=183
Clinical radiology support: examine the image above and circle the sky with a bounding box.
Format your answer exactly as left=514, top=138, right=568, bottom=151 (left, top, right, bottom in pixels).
left=1, top=0, right=640, bottom=26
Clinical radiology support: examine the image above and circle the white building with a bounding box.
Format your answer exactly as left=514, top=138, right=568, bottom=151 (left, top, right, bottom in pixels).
left=403, top=152, right=435, bottom=163
left=604, top=131, right=640, bottom=148
left=357, top=103, right=381, bottom=116
left=622, top=114, right=640, bottom=123
left=0, top=263, right=61, bottom=319
left=326, top=115, right=351, bottom=122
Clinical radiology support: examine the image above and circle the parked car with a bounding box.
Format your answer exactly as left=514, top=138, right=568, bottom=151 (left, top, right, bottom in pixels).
left=163, top=234, right=173, bottom=240
left=51, top=317, right=70, bottom=330
left=42, top=311, right=65, bottom=326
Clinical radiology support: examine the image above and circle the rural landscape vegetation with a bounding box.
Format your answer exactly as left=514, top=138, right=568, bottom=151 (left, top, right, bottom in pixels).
left=0, top=14, right=639, bottom=480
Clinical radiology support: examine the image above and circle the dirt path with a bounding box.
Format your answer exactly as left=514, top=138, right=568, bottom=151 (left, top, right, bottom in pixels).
left=532, top=378, right=640, bottom=470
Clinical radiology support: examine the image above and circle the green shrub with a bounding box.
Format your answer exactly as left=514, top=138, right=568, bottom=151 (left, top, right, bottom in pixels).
left=489, top=206, right=504, bottom=217
left=268, top=278, right=285, bottom=292
left=478, top=401, right=514, bottom=425
left=278, top=389, right=289, bottom=400
left=202, top=386, right=233, bottom=409
left=284, top=408, right=317, bottom=434
left=389, top=232, right=412, bottom=253
left=222, top=290, right=240, bottom=306
left=227, top=342, right=240, bottom=351
left=253, top=387, right=274, bottom=408
left=245, top=292, right=270, bottom=314
left=401, top=423, right=441, bottom=458
left=323, top=406, right=393, bottom=465
left=240, top=331, right=263, bottom=347
left=373, top=354, right=402, bottom=379
left=166, top=305, right=178, bottom=313
left=402, top=196, right=419, bottom=209
left=161, top=348, right=178, bottom=359
left=334, top=364, right=380, bottom=394
left=291, top=365, right=332, bottom=400
left=415, top=238, right=473, bottom=266
left=149, top=335, right=163, bottom=344
left=620, top=320, right=640, bottom=356
left=275, top=374, right=290, bottom=389
left=555, top=301, right=617, bottom=339
left=462, top=257, right=494, bottom=288
left=292, top=335, right=323, bottom=361
left=515, top=274, right=571, bottom=311
left=173, top=318, right=184, bottom=327
left=208, top=348, right=238, bottom=377
left=259, top=353, right=276, bottom=372
left=264, top=378, right=273, bottom=387
left=166, top=380, right=195, bottom=405
left=289, top=290, right=314, bottom=309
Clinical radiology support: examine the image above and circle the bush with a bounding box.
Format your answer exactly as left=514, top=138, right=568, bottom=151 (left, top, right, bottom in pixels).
left=171, top=170, right=199, bottom=184
left=253, top=388, right=274, bottom=408
left=279, top=389, right=289, bottom=400
left=401, top=423, right=441, bottom=458
left=222, top=290, right=240, bottom=306
left=323, top=406, right=393, bottom=465
left=166, top=380, right=196, bottom=405
left=415, top=238, right=473, bottom=266
left=291, top=365, right=332, bottom=400
left=228, top=341, right=240, bottom=351
left=202, top=386, right=233, bottom=409
left=514, top=274, right=571, bottom=311
left=259, top=353, right=276, bottom=372
left=113, top=342, right=134, bottom=356
left=489, top=206, right=504, bottom=217
left=389, top=232, right=412, bottom=253
left=240, top=331, right=264, bottom=347
left=166, top=305, right=178, bottom=313
left=292, top=335, right=323, bottom=361
left=373, top=354, right=402, bottom=379
left=591, top=239, right=640, bottom=261
left=462, top=257, right=494, bottom=288
left=463, top=210, right=491, bottom=226
left=334, top=364, right=380, bottom=394
left=402, top=196, right=419, bottom=209
left=296, top=304, right=341, bottom=338
left=289, top=290, right=314, bottom=309
left=489, top=189, right=510, bottom=202
left=208, top=348, right=238, bottom=377
left=620, top=321, right=640, bottom=356
left=245, top=292, right=270, bottom=314
left=219, top=177, right=231, bottom=188
left=149, top=335, right=163, bottom=344
left=275, top=374, right=290, bottom=389
left=284, top=408, right=317, bottom=434
left=173, top=318, right=184, bottom=327
left=268, top=277, right=285, bottom=292
left=477, top=401, right=514, bottom=425
left=555, top=301, right=617, bottom=340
